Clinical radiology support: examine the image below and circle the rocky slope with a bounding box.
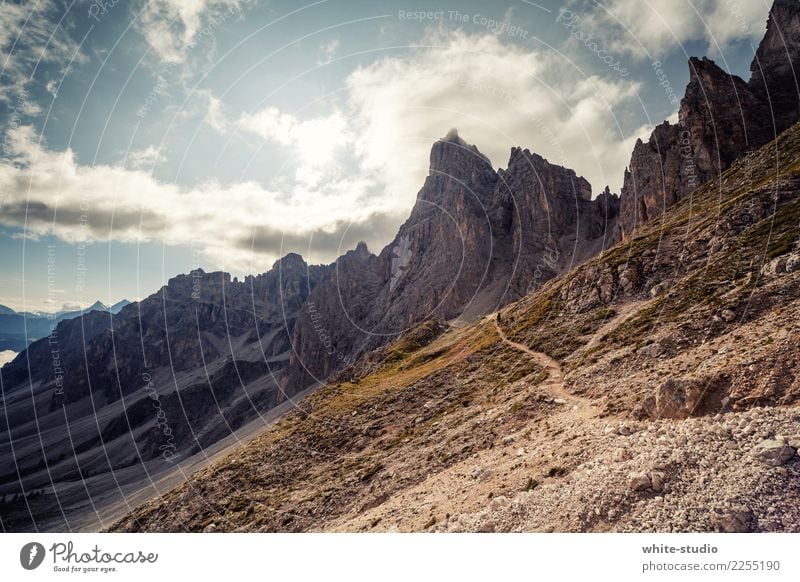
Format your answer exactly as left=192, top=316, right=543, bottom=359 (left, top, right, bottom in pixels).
left=618, top=0, right=800, bottom=236
left=109, top=120, right=800, bottom=533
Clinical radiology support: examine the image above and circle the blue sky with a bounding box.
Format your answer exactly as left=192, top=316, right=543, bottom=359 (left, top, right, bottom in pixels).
left=0, top=0, right=773, bottom=311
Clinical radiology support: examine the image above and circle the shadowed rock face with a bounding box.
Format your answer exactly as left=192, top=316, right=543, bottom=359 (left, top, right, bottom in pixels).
left=0, top=254, right=330, bottom=525
left=619, top=0, right=800, bottom=237
left=751, top=0, right=800, bottom=128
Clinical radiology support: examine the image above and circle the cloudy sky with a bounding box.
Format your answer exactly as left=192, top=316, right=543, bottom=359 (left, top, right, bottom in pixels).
left=0, top=0, right=773, bottom=311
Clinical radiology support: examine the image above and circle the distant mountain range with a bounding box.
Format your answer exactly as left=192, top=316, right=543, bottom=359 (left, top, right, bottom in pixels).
left=0, top=299, right=131, bottom=352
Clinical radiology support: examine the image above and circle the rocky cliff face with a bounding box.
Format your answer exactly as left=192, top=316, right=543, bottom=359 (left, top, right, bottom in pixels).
left=619, top=0, right=800, bottom=236
left=495, top=147, right=618, bottom=296
left=0, top=253, right=329, bottom=520
left=285, top=130, right=618, bottom=391
left=751, top=0, right=800, bottom=130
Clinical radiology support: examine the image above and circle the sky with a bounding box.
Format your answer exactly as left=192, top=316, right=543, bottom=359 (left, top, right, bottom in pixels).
left=0, top=0, right=774, bottom=312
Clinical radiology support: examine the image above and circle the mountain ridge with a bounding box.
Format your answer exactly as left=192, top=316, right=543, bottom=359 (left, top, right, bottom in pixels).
left=0, top=299, right=132, bottom=354
left=617, top=0, right=800, bottom=237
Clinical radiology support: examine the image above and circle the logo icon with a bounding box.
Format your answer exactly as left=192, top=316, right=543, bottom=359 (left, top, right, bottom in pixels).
left=20, top=542, right=46, bottom=570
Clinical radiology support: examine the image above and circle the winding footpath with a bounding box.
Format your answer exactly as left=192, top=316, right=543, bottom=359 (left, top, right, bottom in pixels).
left=493, top=314, right=600, bottom=418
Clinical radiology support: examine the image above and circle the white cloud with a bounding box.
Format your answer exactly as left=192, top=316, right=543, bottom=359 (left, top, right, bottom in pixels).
left=346, top=30, right=647, bottom=201
left=238, top=107, right=353, bottom=159
left=238, top=107, right=297, bottom=145
left=237, top=107, right=355, bottom=186
left=569, top=0, right=771, bottom=61
left=317, top=39, right=340, bottom=65
left=204, top=92, right=228, bottom=133
left=0, top=125, right=390, bottom=270
left=0, top=1, right=84, bottom=107
left=44, top=80, right=58, bottom=97
left=0, top=30, right=662, bottom=275
left=138, top=0, right=244, bottom=64
left=127, top=145, right=167, bottom=170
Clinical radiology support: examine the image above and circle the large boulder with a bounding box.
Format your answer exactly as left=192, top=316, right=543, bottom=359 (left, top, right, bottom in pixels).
left=753, top=440, right=796, bottom=466
left=634, top=378, right=705, bottom=420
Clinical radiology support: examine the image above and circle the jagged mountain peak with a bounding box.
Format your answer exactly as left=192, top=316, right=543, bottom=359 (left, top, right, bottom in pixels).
left=428, top=128, right=493, bottom=178
left=687, top=56, right=743, bottom=82
left=503, top=146, right=593, bottom=202
left=442, top=127, right=463, bottom=143
left=751, top=0, right=800, bottom=83
left=619, top=0, right=800, bottom=238
left=337, top=240, right=375, bottom=264
left=272, top=252, right=307, bottom=271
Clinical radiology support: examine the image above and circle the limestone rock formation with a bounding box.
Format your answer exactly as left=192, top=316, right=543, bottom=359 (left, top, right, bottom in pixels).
left=618, top=0, right=800, bottom=237
left=285, top=131, right=618, bottom=391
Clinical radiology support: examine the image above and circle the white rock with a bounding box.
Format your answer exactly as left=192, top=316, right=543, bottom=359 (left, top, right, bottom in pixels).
left=637, top=343, right=664, bottom=358
left=629, top=473, right=652, bottom=491
left=490, top=496, right=509, bottom=511
left=754, top=440, right=796, bottom=466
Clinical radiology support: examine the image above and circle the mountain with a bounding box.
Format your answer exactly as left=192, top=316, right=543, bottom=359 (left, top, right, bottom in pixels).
left=0, top=259, right=328, bottom=530
left=1, top=126, right=618, bottom=530
left=109, top=112, right=800, bottom=534
left=109, top=299, right=131, bottom=314
left=284, top=129, right=618, bottom=392
left=617, top=0, right=800, bottom=236
left=0, top=300, right=129, bottom=353
left=3, top=0, right=800, bottom=533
